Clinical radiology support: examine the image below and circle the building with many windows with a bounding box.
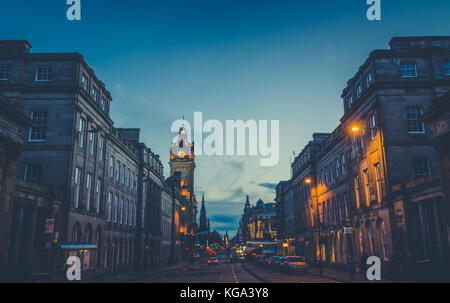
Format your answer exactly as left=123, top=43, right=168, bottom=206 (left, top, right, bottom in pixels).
left=284, top=37, right=450, bottom=278
left=0, top=40, right=171, bottom=279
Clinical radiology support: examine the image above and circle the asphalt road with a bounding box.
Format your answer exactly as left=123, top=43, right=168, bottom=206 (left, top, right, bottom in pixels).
left=132, top=255, right=340, bottom=283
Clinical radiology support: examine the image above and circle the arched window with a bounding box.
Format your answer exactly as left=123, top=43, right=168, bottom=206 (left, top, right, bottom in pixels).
left=366, top=221, right=376, bottom=256
left=85, top=224, right=93, bottom=243
left=72, top=222, right=81, bottom=243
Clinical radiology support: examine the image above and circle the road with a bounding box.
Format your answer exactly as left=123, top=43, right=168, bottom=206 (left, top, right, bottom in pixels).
left=132, top=254, right=341, bottom=283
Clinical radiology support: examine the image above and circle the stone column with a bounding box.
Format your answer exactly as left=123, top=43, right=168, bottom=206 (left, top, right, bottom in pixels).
left=0, top=143, right=20, bottom=273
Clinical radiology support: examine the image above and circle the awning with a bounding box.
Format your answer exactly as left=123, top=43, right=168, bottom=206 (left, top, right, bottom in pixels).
left=59, top=243, right=98, bottom=250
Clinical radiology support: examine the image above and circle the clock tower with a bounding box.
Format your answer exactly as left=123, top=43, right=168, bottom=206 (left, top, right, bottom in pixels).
left=170, top=127, right=195, bottom=194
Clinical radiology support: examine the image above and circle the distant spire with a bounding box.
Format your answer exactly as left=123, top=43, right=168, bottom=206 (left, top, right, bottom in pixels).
left=199, top=193, right=207, bottom=232
left=245, top=195, right=250, bottom=208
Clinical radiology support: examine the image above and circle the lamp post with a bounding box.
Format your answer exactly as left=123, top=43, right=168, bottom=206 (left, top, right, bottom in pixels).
left=305, top=176, right=322, bottom=276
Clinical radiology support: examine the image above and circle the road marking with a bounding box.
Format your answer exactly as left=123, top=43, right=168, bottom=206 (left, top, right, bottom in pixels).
left=231, top=264, right=239, bottom=284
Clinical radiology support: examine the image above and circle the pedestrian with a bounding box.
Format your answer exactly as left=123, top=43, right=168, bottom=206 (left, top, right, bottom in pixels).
left=360, top=253, right=368, bottom=280
left=347, top=256, right=355, bottom=281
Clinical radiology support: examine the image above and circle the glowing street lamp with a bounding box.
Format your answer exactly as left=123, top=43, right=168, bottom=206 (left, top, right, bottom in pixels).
left=304, top=177, right=312, bottom=184
left=351, top=125, right=361, bottom=133
left=181, top=206, right=187, bottom=211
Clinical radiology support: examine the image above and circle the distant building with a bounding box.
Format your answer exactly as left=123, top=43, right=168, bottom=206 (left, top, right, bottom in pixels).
left=247, top=199, right=277, bottom=242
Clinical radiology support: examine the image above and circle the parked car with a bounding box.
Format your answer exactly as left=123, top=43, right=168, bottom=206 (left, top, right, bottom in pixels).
left=208, top=257, right=219, bottom=266
left=274, top=256, right=287, bottom=269
left=282, top=256, right=308, bottom=274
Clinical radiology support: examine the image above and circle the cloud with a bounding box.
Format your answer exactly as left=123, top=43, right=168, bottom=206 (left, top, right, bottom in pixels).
left=258, top=182, right=277, bottom=190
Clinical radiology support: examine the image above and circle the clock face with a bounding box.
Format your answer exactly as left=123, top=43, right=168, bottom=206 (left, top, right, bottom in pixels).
left=178, top=151, right=186, bottom=158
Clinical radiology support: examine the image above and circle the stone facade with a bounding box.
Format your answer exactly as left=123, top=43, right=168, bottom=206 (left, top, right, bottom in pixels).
left=285, top=37, right=450, bottom=277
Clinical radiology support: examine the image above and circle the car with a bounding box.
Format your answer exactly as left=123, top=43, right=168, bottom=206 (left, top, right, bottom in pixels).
left=282, top=256, right=308, bottom=274
left=192, top=252, right=200, bottom=258
left=208, top=257, right=219, bottom=266
left=273, top=256, right=286, bottom=269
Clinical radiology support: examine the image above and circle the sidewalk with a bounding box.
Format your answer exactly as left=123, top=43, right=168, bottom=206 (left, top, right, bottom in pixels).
left=86, top=262, right=189, bottom=283
left=308, top=267, right=393, bottom=283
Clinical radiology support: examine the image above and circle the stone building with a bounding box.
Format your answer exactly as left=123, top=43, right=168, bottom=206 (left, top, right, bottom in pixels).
left=286, top=37, right=450, bottom=277
left=0, top=92, right=32, bottom=279
left=0, top=40, right=168, bottom=278
left=275, top=180, right=295, bottom=256
left=247, top=199, right=277, bottom=241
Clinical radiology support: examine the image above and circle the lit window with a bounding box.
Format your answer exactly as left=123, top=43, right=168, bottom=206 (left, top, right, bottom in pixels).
left=444, top=62, right=450, bottom=76
left=36, top=65, right=52, bottom=81
left=0, top=64, right=10, bottom=80
left=413, top=158, right=431, bottom=179
left=406, top=106, right=424, bottom=133
left=374, top=163, right=382, bottom=203
left=400, top=64, right=417, bottom=78
left=29, top=111, right=48, bottom=141
left=363, top=169, right=370, bottom=206
left=24, top=163, right=42, bottom=183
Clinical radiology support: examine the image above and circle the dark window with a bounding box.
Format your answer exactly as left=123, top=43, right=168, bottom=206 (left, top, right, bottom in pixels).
left=406, top=106, right=424, bottom=133
left=36, top=65, right=52, bottom=81
left=0, top=64, right=9, bottom=80
left=24, top=163, right=42, bottom=183
left=444, top=62, right=450, bottom=76
left=29, top=111, right=48, bottom=141
left=414, top=158, right=431, bottom=179
left=400, top=64, right=417, bottom=78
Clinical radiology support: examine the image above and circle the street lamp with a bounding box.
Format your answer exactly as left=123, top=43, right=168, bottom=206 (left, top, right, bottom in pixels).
left=181, top=206, right=187, bottom=212
left=305, top=176, right=322, bottom=276
left=350, top=125, right=361, bottom=133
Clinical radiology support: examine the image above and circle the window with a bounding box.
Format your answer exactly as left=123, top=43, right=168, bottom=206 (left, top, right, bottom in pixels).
left=78, top=118, right=86, bottom=147
left=29, top=111, right=48, bottom=141
left=116, top=160, right=121, bottom=182
left=374, top=163, right=382, bottom=203
left=81, top=74, right=89, bottom=91
left=99, top=136, right=105, bottom=162
left=95, top=178, right=102, bottom=213
left=74, top=167, right=82, bottom=208
left=366, top=72, right=373, bottom=87
left=414, top=158, right=431, bottom=179
left=128, top=201, right=133, bottom=226
left=100, top=98, right=107, bottom=112
left=124, top=199, right=129, bottom=226
left=91, top=87, right=98, bottom=102
left=127, top=168, right=131, bottom=187
left=24, top=164, right=41, bottom=183
left=347, top=94, right=353, bottom=108
left=122, top=164, right=126, bottom=185
left=335, top=158, right=340, bottom=178
left=354, top=175, right=361, bottom=209
left=113, top=195, right=119, bottom=223
left=406, top=106, right=424, bottom=133
left=88, top=131, right=96, bottom=155
left=119, top=198, right=124, bottom=224
left=340, top=153, right=346, bottom=175
left=444, top=62, right=450, bottom=76
left=109, top=156, right=115, bottom=178
left=401, top=64, right=417, bottom=78
left=36, top=65, right=52, bottom=81
left=370, top=114, right=377, bottom=139
left=363, top=169, right=371, bottom=206
left=86, top=173, right=93, bottom=211
left=356, top=84, right=363, bottom=98
left=132, top=172, right=136, bottom=190
left=107, top=193, right=113, bottom=222
left=0, top=64, right=9, bottom=80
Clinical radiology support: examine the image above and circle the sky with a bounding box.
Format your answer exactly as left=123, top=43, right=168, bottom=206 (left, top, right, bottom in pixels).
left=2, top=0, right=450, bottom=237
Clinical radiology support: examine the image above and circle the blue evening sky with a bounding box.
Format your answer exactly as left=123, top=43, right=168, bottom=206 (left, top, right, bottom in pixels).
left=2, top=0, right=450, bottom=236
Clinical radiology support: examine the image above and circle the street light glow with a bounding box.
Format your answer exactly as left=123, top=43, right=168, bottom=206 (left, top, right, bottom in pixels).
left=304, top=178, right=312, bottom=184
left=351, top=125, right=361, bottom=133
